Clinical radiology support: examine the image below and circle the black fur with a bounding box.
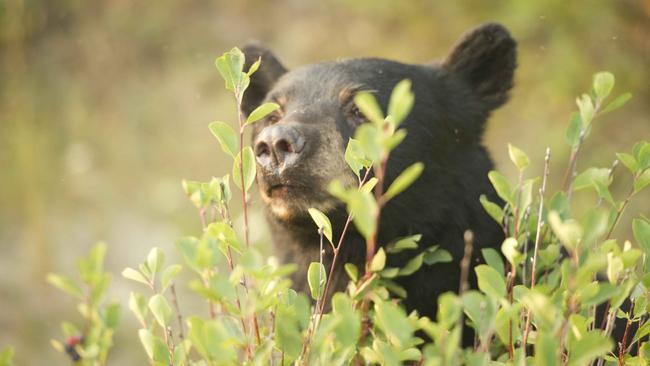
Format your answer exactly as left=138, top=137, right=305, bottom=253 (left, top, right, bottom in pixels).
left=242, top=23, right=515, bottom=339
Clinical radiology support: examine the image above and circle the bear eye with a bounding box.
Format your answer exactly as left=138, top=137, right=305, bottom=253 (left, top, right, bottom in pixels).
left=267, top=112, right=281, bottom=123
left=350, top=106, right=367, bottom=123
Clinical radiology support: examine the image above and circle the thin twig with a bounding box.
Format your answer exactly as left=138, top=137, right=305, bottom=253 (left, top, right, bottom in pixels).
left=458, top=230, right=474, bottom=346
left=522, top=148, right=550, bottom=352
left=170, top=284, right=185, bottom=340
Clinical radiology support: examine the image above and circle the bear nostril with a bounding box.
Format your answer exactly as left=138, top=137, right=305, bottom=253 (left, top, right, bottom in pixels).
left=255, top=141, right=271, bottom=158
left=274, top=139, right=294, bottom=154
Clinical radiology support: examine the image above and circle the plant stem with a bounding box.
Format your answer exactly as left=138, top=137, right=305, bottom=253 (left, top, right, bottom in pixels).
left=457, top=230, right=474, bottom=347
left=605, top=170, right=642, bottom=240
left=170, top=284, right=185, bottom=340
left=365, top=157, right=387, bottom=274
left=522, top=147, right=550, bottom=352
left=235, top=91, right=262, bottom=349
left=618, top=302, right=635, bottom=366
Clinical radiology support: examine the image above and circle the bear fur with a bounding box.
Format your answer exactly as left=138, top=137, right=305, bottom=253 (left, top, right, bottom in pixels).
left=242, top=23, right=516, bottom=327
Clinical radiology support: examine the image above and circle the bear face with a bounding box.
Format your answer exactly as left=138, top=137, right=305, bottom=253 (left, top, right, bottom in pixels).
left=241, top=23, right=516, bottom=325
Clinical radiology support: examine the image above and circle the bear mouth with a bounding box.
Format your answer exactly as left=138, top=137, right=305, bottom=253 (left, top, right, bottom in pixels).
left=268, top=184, right=292, bottom=198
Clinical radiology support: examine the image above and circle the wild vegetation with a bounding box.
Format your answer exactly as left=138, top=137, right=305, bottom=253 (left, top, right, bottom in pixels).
left=17, top=48, right=646, bottom=366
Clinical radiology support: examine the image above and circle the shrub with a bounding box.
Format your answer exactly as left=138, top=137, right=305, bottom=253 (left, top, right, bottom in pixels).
left=45, top=48, right=649, bottom=365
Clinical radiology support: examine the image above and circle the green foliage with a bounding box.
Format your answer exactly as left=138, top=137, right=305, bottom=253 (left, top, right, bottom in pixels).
left=0, top=347, right=14, bottom=366
left=47, top=243, right=120, bottom=365
left=45, top=51, right=648, bottom=366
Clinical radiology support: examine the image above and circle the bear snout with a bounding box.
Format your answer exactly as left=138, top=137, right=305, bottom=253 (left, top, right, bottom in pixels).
left=254, top=123, right=306, bottom=174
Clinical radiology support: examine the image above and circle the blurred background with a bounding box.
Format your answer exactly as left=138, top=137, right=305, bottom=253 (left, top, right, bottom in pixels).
left=1, top=0, right=649, bottom=364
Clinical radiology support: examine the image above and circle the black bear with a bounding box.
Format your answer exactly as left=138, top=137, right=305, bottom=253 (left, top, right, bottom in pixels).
left=242, top=23, right=515, bottom=324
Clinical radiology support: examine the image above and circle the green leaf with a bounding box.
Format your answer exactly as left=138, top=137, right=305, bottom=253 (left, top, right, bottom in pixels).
left=129, top=292, right=149, bottom=325
left=633, top=218, right=650, bottom=256
left=215, top=47, right=245, bottom=93
left=345, top=138, right=371, bottom=178
left=548, top=210, right=583, bottom=251
left=501, top=237, right=523, bottom=267
left=573, top=167, right=611, bottom=191
left=637, top=142, right=650, bottom=167
left=331, top=293, right=362, bottom=347
left=209, top=121, right=238, bottom=158
left=479, top=194, right=504, bottom=224
left=370, top=248, right=387, bottom=272
left=616, top=152, right=638, bottom=173
left=567, top=332, right=612, bottom=366
left=535, top=332, right=560, bottom=364
left=386, top=234, right=421, bottom=253
left=475, top=265, right=506, bottom=299
left=348, top=190, right=378, bottom=241
left=481, top=248, right=505, bottom=277
left=138, top=329, right=170, bottom=363
left=307, top=262, right=327, bottom=300
left=122, top=267, right=149, bottom=286
left=160, top=264, right=182, bottom=292
left=146, top=247, right=165, bottom=279
left=565, top=112, right=583, bottom=147
left=0, top=346, right=14, bottom=366
left=593, top=72, right=615, bottom=100
left=601, top=92, right=632, bottom=114
left=78, top=243, right=106, bottom=285
left=232, top=146, right=256, bottom=191
left=384, top=162, right=424, bottom=201
left=383, top=129, right=407, bottom=151
left=488, top=171, right=514, bottom=206
left=360, top=177, right=378, bottom=194
left=102, top=302, right=121, bottom=328
left=508, top=143, right=529, bottom=171
left=437, top=292, right=462, bottom=328
left=635, top=170, right=650, bottom=193
left=374, top=300, right=413, bottom=347
left=246, top=102, right=280, bottom=125
left=148, top=294, right=172, bottom=328
left=307, top=208, right=333, bottom=244
left=423, top=246, right=453, bottom=265
left=576, top=93, right=594, bottom=125
left=345, top=263, right=358, bottom=282
left=398, top=253, right=424, bottom=276
left=355, top=124, right=382, bottom=163
left=387, top=79, right=414, bottom=126
left=354, top=91, right=384, bottom=126
left=46, top=274, right=84, bottom=300
left=246, top=56, right=261, bottom=76
left=606, top=252, right=624, bottom=284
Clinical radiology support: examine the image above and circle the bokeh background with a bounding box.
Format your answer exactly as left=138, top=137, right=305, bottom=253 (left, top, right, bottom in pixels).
left=1, top=0, right=649, bottom=364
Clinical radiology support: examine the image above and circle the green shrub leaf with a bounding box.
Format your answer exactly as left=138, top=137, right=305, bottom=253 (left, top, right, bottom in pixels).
left=593, top=72, right=615, bottom=100
left=354, top=91, right=384, bottom=126
left=246, top=102, right=280, bottom=125
left=232, top=146, right=256, bottom=192
left=307, top=208, right=333, bottom=244
left=384, top=162, right=424, bottom=202
left=209, top=121, right=238, bottom=158
left=633, top=218, right=650, bottom=255
left=387, top=79, right=414, bottom=126
left=46, top=274, right=84, bottom=300
left=122, top=268, right=149, bottom=286
left=601, top=92, right=632, bottom=114
left=307, top=262, right=327, bottom=300
left=148, top=294, right=172, bottom=328
left=508, top=143, right=529, bottom=171
left=475, top=265, right=506, bottom=299
left=370, top=248, right=387, bottom=272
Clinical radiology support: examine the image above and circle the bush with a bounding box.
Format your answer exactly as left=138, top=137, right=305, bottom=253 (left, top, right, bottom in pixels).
left=43, top=48, right=650, bottom=365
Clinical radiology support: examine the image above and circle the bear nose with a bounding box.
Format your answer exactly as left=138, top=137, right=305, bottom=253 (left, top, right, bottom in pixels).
left=254, top=124, right=305, bottom=172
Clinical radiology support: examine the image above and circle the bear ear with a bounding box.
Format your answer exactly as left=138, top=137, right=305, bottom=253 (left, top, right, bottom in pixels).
left=442, top=23, right=517, bottom=111
left=241, top=43, right=287, bottom=115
